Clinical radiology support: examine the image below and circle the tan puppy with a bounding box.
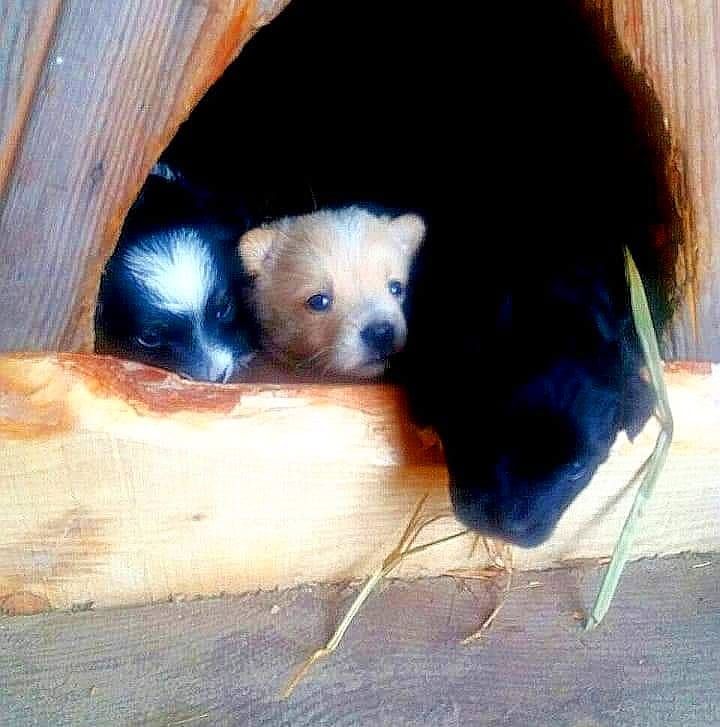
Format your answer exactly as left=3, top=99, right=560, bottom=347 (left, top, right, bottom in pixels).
left=239, top=206, right=425, bottom=378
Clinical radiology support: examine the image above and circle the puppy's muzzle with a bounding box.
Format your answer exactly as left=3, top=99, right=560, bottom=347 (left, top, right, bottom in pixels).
left=361, top=320, right=397, bottom=359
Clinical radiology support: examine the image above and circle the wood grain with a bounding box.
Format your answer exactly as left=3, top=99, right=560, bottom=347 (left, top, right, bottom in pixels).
left=0, top=354, right=717, bottom=612
left=588, top=0, right=720, bottom=360
left=0, top=0, right=62, bottom=197
left=0, top=556, right=717, bottom=725
left=0, top=0, right=288, bottom=354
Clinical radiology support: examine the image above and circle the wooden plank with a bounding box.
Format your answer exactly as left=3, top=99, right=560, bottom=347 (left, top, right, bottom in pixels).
left=0, top=354, right=717, bottom=612
left=0, top=0, right=288, bottom=354
left=0, top=0, right=62, bottom=197
left=588, top=0, right=720, bottom=360
left=0, top=555, right=717, bottom=725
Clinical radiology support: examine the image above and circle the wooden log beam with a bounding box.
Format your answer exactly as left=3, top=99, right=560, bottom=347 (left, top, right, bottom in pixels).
left=0, top=354, right=717, bottom=612
left=0, top=0, right=288, bottom=353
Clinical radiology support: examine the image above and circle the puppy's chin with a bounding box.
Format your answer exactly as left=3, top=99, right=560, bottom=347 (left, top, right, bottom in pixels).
left=331, top=345, right=392, bottom=379
left=342, top=359, right=388, bottom=379
left=176, top=348, right=255, bottom=384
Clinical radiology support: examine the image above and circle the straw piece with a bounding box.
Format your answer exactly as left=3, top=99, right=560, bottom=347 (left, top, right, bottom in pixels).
left=461, top=545, right=513, bottom=644
left=282, top=494, right=469, bottom=698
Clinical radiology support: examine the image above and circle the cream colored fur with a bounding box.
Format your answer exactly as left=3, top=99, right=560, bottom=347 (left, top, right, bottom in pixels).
left=239, top=206, right=424, bottom=378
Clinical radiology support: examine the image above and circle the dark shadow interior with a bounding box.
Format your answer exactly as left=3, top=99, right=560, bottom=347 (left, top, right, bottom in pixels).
left=96, top=0, right=683, bottom=384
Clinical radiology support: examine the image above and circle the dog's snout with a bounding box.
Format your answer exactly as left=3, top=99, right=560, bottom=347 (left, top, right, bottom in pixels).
left=209, top=361, right=235, bottom=384
left=361, top=321, right=396, bottom=357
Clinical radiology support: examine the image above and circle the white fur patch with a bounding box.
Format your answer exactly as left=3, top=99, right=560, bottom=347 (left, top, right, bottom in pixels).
left=150, top=162, right=178, bottom=182
left=202, top=341, right=236, bottom=383
left=123, top=229, right=215, bottom=316
left=324, top=207, right=365, bottom=246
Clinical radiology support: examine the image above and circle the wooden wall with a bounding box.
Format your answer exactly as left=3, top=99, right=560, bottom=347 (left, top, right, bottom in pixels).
left=0, top=0, right=718, bottom=359
left=587, top=0, right=719, bottom=360
left=0, top=0, right=287, bottom=353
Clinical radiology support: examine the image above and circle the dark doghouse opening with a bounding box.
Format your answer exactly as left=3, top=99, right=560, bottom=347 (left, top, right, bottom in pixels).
left=95, top=0, right=684, bottom=388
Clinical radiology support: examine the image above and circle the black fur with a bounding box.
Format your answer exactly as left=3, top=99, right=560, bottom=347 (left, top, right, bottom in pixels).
left=151, top=0, right=679, bottom=543
left=95, top=169, right=258, bottom=382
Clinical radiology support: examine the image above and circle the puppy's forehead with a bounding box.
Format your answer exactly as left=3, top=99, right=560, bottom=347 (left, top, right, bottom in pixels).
left=278, top=208, right=411, bottom=288
left=123, top=229, right=218, bottom=315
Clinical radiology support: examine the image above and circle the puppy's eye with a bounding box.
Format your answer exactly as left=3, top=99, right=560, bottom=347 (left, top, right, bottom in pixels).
left=216, top=297, right=235, bottom=322
left=136, top=329, right=164, bottom=348
left=306, top=293, right=333, bottom=312
left=388, top=280, right=403, bottom=297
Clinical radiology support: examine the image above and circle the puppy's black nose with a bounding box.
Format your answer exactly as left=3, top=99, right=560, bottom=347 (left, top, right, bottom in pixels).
left=361, top=321, right=396, bottom=358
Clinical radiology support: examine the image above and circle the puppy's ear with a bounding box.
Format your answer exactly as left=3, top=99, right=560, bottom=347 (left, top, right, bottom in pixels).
left=390, top=213, right=426, bottom=256
left=238, top=227, right=276, bottom=276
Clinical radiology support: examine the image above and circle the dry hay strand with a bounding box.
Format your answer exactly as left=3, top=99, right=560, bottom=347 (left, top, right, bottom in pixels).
left=282, top=494, right=469, bottom=698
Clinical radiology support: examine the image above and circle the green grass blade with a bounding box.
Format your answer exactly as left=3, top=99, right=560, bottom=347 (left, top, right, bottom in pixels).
left=585, top=249, right=674, bottom=630
left=624, top=249, right=674, bottom=431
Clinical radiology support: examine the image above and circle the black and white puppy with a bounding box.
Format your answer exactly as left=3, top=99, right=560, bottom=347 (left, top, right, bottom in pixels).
left=95, top=166, right=257, bottom=382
